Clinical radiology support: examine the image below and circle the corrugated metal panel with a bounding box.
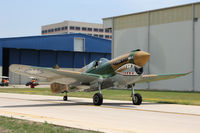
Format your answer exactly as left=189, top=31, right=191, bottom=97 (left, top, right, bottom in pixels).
left=104, top=53, right=111, bottom=60
left=21, top=49, right=38, bottom=66
left=195, top=3, right=200, bottom=18
left=39, top=51, right=56, bottom=67
left=103, top=18, right=113, bottom=29
left=74, top=52, right=90, bottom=68
left=0, top=34, right=111, bottom=54
left=57, top=52, right=73, bottom=68
left=150, top=5, right=192, bottom=25
left=0, top=43, right=2, bottom=66
left=9, top=49, right=20, bottom=64
left=114, top=13, right=147, bottom=30
left=1, top=35, right=73, bottom=51
left=90, top=53, right=104, bottom=62
left=85, top=37, right=111, bottom=53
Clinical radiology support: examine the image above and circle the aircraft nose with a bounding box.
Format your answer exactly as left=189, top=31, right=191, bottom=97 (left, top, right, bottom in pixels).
left=133, top=51, right=150, bottom=67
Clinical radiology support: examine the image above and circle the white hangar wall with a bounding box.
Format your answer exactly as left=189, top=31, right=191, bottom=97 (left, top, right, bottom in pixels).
left=103, top=3, right=200, bottom=91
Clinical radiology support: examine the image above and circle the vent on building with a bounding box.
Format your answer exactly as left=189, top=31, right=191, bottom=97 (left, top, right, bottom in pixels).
left=74, top=38, right=84, bottom=52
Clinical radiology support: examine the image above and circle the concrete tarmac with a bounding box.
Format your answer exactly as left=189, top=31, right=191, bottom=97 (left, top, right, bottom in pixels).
left=0, top=92, right=200, bottom=133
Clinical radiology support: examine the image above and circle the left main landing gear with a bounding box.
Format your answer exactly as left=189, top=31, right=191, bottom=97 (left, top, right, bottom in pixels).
left=93, top=79, right=103, bottom=106
left=63, top=92, right=68, bottom=101
left=129, top=84, right=142, bottom=105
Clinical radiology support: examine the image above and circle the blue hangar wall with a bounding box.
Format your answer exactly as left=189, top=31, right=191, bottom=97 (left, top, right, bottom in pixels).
left=0, top=33, right=111, bottom=76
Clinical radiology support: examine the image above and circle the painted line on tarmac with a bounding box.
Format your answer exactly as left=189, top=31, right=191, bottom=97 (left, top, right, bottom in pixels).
left=97, top=105, right=200, bottom=117
left=1, top=96, right=200, bottom=117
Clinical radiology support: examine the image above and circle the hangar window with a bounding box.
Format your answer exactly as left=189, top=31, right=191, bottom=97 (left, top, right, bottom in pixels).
left=74, top=38, right=85, bottom=52
left=64, top=26, right=68, bottom=30
left=88, top=28, right=92, bottom=31
left=48, top=29, right=51, bottom=32
left=55, top=28, right=58, bottom=31
left=75, top=27, right=80, bottom=30
left=70, top=26, right=75, bottom=30
left=94, top=28, right=98, bottom=32
left=57, top=28, right=61, bottom=31
left=61, top=27, right=65, bottom=30
left=82, top=27, right=87, bottom=31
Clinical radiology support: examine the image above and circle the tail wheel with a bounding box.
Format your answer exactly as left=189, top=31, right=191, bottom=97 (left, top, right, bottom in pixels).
left=63, top=96, right=68, bottom=101
left=93, top=93, right=103, bottom=106
left=132, top=93, right=142, bottom=105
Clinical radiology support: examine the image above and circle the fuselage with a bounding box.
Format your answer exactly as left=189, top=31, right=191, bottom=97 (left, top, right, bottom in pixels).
left=85, top=49, right=150, bottom=78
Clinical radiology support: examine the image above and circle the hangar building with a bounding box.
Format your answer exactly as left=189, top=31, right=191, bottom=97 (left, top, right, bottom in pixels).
left=103, top=2, right=200, bottom=92
left=0, top=33, right=111, bottom=84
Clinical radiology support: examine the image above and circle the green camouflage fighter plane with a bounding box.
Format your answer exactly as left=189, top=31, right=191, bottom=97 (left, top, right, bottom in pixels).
left=10, top=49, right=191, bottom=106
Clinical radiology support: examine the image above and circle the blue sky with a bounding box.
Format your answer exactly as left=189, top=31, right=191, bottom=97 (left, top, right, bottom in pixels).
left=0, top=0, right=199, bottom=38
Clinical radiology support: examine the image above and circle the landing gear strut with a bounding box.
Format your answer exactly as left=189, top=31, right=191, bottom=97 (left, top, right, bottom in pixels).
left=93, top=79, right=103, bottom=106
left=63, top=92, right=68, bottom=101
left=129, top=84, right=142, bottom=105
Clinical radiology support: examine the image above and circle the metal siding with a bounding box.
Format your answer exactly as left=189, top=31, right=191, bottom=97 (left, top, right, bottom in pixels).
left=9, top=49, right=20, bottom=65
left=195, top=3, right=200, bottom=18
left=113, top=27, right=148, bottom=57
left=105, top=53, right=111, bottom=60
left=0, top=43, right=2, bottom=66
left=40, top=51, right=56, bottom=67
left=74, top=52, right=90, bottom=68
left=0, top=34, right=110, bottom=54
left=1, top=35, right=74, bottom=51
left=90, top=53, right=104, bottom=62
left=57, top=52, right=73, bottom=68
left=113, top=27, right=149, bottom=89
left=194, top=19, right=200, bottom=91
left=20, top=49, right=38, bottom=66
left=150, top=5, right=192, bottom=25
left=84, top=36, right=111, bottom=53
left=114, top=13, right=147, bottom=30
left=149, top=21, right=193, bottom=91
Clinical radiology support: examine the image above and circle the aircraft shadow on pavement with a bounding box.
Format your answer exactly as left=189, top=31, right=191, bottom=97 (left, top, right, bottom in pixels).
left=0, top=99, right=160, bottom=108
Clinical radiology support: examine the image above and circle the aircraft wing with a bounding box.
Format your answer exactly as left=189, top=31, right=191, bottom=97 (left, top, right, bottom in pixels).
left=135, top=71, right=192, bottom=84
left=10, top=64, right=100, bottom=85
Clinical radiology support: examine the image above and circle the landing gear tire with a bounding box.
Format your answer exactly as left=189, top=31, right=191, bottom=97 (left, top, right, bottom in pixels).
left=132, top=93, right=142, bottom=105
left=63, top=95, right=68, bottom=101
left=93, top=93, right=103, bottom=106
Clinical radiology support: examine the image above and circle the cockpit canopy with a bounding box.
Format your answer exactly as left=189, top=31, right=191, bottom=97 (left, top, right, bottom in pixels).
left=98, top=58, right=109, bottom=67
left=85, top=58, right=109, bottom=72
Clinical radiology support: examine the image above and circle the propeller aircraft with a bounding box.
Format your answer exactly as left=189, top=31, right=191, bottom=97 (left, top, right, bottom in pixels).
left=10, top=49, right=191, bottom=106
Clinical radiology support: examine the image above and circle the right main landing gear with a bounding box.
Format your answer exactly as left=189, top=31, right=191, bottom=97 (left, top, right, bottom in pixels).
left=93, top=93, right=103, bottom=106
left=128, top=84, right=142, bottom=105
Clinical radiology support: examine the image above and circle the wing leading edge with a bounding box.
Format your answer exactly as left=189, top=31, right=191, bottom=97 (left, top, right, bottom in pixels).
left=10, top=64, right=100, bottom=85
left=135, top=71, right=192, bottom=84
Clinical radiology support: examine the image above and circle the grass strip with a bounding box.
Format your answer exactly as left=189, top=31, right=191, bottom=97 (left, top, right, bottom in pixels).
left=0, top=87, right=200, bottom=105
left=0, top=116, right=98, bottom=133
